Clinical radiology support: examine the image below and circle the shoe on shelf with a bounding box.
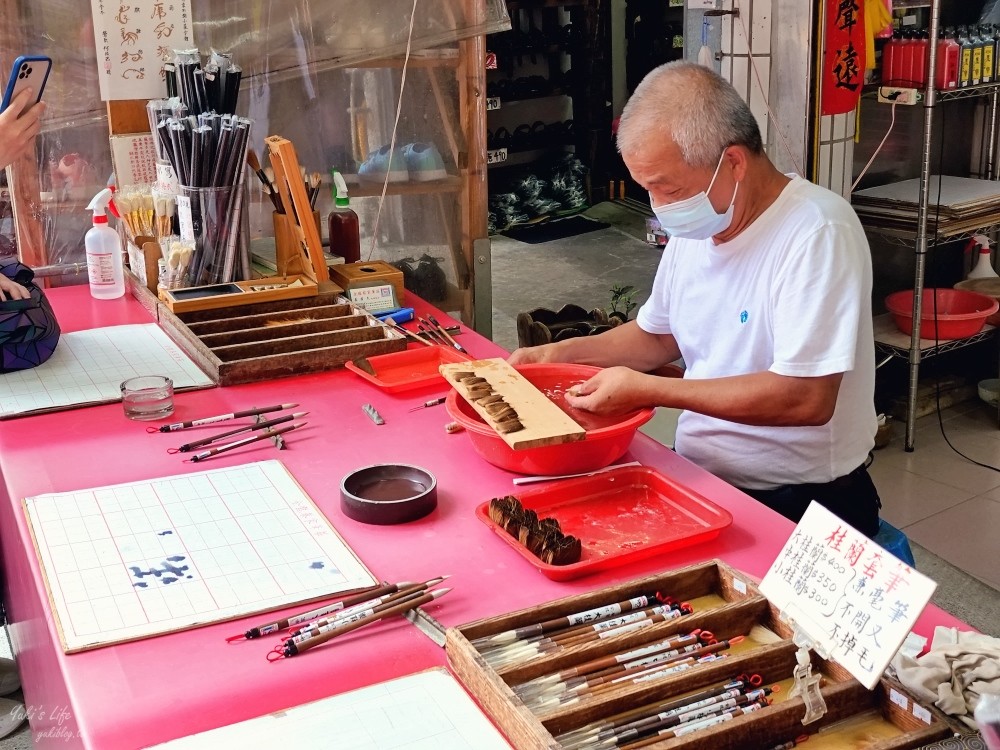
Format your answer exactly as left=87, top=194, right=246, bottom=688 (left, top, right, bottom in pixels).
left=402, top=143, right=448, bottom=181
left=358, top=144, right=409, bottom=183
left=0, top=697, right=25, bottom=740
left=0, top=658, right=19, bottom=697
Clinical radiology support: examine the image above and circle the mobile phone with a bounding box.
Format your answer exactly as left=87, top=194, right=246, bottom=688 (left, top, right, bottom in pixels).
left=0, top=55, right=52, bottom=114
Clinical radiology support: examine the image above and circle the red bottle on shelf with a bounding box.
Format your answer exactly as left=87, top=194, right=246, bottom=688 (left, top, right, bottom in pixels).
left=936, top=30, right=960, bottom=89
left=882, top=30, right=901, bottom=85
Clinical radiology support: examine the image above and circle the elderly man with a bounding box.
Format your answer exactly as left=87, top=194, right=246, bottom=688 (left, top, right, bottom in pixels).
left=509, top=61, right=881, bottom=537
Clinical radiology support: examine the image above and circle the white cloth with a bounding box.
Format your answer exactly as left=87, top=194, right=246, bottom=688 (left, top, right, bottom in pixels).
left=636, top=176, right=876, bottom=489
left=892, top=626, right=1000, bottom=730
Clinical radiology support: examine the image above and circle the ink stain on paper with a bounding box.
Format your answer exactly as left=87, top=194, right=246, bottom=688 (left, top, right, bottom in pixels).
left=129, top=556, right=192, bottom=586
left=157, top=530, right=174, bottom=536
left=309, top=561, right=325, bottom=569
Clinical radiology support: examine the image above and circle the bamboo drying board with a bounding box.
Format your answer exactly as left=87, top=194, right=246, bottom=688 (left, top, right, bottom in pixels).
left=439, top=358, right=585, bottom=450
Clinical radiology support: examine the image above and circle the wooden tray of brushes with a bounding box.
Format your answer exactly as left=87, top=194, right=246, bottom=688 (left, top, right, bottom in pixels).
left=445, top=559, right=950, bottom=750
left=439, top=358, right=586, bottom=450
left=128, top=274, right=406, bottom=385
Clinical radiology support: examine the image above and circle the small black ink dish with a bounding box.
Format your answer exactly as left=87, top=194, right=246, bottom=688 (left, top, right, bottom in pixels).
left=340, top=464, right=438, bottom=525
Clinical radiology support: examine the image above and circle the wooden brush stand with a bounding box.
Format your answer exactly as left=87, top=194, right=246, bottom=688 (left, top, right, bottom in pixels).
left=273, top=209, right=321, bottom=277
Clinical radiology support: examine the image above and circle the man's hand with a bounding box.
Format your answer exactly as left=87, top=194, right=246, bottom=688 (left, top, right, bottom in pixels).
left=0, top=275, right=30, bottom=301
left=565, top=366, right=651, bottom=415
left=0, top=89, right=45, bottom=169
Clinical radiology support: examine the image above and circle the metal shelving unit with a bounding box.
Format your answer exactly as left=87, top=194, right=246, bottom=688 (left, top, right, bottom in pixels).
left=878, top=0, right=1000, bottom=451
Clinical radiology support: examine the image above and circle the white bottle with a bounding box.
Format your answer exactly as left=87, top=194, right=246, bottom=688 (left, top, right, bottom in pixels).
left=85, top=188, right=125, bottom=299
left=967, top=234, right=999, bottom=280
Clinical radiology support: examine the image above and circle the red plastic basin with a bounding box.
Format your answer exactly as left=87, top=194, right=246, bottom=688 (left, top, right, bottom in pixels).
left=885, top=288, right=999, bottom=340
left=445, top=363, right=654, bottom=475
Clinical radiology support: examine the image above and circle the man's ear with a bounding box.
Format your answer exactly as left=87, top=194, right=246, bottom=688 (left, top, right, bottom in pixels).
left=725, top=146, right=752, bottom=183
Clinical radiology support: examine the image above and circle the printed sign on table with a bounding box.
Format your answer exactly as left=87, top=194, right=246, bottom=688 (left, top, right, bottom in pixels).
left=90, top=0, right=194, bottom=100
left=760, top=502, right=936, bottom=690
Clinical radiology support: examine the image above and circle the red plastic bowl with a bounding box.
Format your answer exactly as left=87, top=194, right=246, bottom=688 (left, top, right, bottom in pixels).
left=445, top=363, right=654, bottom=475
left=885, top=288, right=999, bottom=340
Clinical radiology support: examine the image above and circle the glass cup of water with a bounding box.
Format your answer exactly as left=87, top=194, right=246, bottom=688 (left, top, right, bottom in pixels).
left=120, top=375, right=174, bottom=421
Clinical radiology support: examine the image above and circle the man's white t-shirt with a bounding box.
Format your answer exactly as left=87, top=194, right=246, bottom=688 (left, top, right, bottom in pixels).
left=636, top=175, right=876, bottom=490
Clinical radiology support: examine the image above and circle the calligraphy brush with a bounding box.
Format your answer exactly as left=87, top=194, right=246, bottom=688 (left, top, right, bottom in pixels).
left=247, top=148, right=283, bottom=212
left=522, top=639, right=713, bottom=707
left=285, top=576, right=449, bottom=638
left=385, top=318, right=434, bottom=347
left=275, top=588, right=451, bottom=659
left=173, top=412, right=308, bottom=453
left=555, top=678, right=759, bottom=748
left=428, top=314, right=468, bottom=353
left=187, top=423, right=306, bottom=463
left=620, top=702, right=765, bottom=750
left=308, top=171, right=322, bottom=209
left=538, top=652, right=732, bottom=711
left=514, top=631, right=705, bottom=699
left=487, top=603, right=690, bottom=671
left=586, top=690, right=772, bottom=750
left=473, top=592, right=664, bottom=649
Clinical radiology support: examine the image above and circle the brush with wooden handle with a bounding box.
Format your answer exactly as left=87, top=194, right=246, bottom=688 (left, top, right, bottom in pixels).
left=247, top=148, right=283, bottom=212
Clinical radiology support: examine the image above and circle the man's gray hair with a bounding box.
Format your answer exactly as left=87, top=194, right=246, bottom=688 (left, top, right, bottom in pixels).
left=617, top=61, right=763, bottom=169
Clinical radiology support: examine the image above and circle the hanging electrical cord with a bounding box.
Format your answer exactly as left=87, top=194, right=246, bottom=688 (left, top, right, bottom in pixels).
left=927, top=104, right=1000, bottom=473
left=732, top=0, right=804, bottom=175
left=365, top=0, right=418, bottom=261
left=851, top=94, right=898, bottom=192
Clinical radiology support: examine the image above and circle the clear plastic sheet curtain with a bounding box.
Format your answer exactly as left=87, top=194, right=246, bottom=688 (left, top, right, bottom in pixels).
left=2, top=0, right=509, bottom=291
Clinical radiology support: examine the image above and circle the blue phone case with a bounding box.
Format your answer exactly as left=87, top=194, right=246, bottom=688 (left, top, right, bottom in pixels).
left=1, top=55, right=52, bottom=112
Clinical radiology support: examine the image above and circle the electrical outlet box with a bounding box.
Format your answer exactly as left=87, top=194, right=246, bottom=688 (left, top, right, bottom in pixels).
left=877, top=87, right=920, bottom=105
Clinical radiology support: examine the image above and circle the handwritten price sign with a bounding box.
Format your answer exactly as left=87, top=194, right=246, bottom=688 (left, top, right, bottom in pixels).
left=760, top=502, right=936, bottom=689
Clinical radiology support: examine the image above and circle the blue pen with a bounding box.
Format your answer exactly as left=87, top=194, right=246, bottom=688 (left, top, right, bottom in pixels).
left=375, top=307, right=415, bottom=324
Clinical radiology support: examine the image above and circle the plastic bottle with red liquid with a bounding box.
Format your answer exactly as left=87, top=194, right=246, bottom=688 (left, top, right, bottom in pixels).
left=881, top=30, right=900, bottom=85
left=912, top=30, right=930, bottom=86
left=935, top=29, right=960, bottom=90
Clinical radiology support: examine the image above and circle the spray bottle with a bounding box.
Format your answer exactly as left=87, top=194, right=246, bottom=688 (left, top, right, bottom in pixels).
left=967, top=234, right=999, bottom=280
left=85, top=188, right=125, bottom=299
left=328, top=169, right=361, bottom=264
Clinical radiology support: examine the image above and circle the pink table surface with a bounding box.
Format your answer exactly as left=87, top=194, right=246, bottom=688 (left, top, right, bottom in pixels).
left=0, top=286, right=969, bottom=749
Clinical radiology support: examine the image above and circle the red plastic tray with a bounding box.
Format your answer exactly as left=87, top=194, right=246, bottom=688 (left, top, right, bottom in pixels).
left=344, top=346, right=472, bottom=392
left=475, top=465, right=733, bottom=581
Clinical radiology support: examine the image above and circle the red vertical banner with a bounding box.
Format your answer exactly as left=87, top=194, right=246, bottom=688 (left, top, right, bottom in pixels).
left=822, top=0, right=867, bottom=115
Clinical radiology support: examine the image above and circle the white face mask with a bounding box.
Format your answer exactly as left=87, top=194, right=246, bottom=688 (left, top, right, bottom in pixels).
left=651, top=151, right=739, bottom=240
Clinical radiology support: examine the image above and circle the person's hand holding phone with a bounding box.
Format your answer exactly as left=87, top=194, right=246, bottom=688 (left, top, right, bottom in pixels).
left=0, top=88, right=45, bottom=170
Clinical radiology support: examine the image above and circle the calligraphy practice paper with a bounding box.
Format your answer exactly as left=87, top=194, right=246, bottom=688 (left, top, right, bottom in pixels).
left=149, top=669, right=512, bottom=749
left=24, top=460, right=376, bottom=652
left=0, top=324, right=213, bottom=418
left=760, top=502, right=936, bottom=689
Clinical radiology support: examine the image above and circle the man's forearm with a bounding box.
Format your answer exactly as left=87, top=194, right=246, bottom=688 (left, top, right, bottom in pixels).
left=550, top=321, right=680, bottom=372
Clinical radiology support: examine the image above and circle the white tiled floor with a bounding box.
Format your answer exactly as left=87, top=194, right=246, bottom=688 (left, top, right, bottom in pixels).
left=869, top=400, right=1000, bottom=592
left=640, top=401, right=1000, bottom=594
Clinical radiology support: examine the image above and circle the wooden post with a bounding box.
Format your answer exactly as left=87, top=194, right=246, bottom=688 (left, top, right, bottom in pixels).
left=458, top=0, right=489, bottom=327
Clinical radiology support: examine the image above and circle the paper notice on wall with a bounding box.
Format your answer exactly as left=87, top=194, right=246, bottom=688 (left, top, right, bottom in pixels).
left=90, top=0, right=194, bottom=101
left=760, top=502, right=936, bottom=690
left=110, top=134, right=158, bottom=187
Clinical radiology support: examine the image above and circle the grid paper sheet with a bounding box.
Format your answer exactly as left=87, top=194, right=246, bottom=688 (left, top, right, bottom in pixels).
left=0, top=324, right=214, bottom=418
left=148, top=668, right=512, bottom=749
left=24, top=460, right=377, bottom=652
